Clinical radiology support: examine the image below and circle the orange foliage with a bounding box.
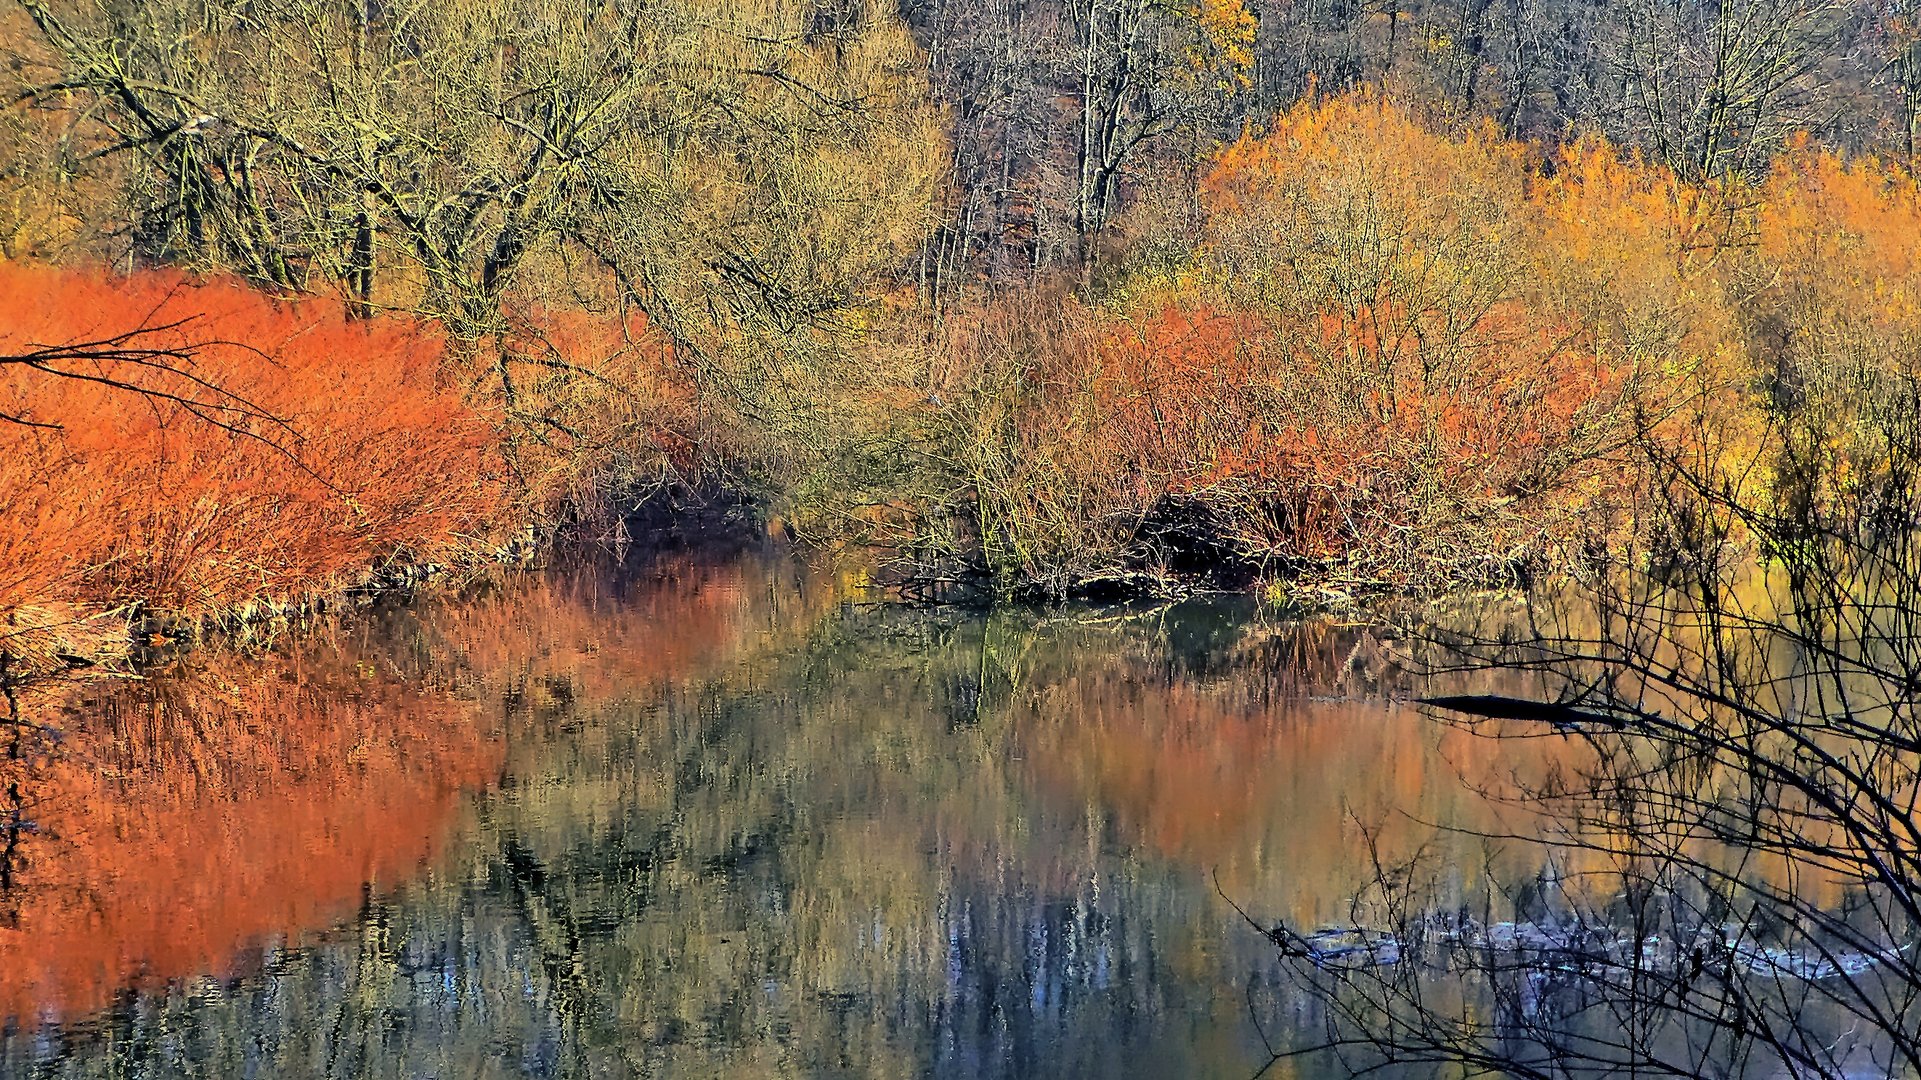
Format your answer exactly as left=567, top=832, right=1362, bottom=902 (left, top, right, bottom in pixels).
left=1759, top=135, right=1921, bottom=259
left=950, top=92, right=1921, bottom=591
left=927, top=94, right=1680, bottom=591
left=1082, top=298, right=1628, bottom=565
left=0, top=261, right=517, bottom=660
left=1189, top=95, right=1657, bottom=569
left=1750, top=144, right=1921, bottom=335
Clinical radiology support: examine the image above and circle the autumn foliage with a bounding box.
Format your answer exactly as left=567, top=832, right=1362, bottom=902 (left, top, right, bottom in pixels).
left=837, top=91, right=1921, bottom=596
left=4, top=90, right=1920, bottom=620
left=0, top=262, right=712, bottom=673
left=0, top=262, right=523, bottom=668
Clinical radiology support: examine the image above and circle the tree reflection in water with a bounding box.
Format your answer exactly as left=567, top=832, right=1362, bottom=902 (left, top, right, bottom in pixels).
left=0, top=534, right=1533, bottom=1079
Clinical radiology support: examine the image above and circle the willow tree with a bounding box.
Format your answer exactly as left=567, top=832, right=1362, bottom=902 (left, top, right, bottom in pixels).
left=8, top=0, right=945, bottom=457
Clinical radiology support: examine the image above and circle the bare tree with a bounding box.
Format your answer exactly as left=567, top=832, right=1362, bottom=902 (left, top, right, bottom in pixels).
left=903, top=0, right=1252, bottom=293
left=1865, top=0, right=1921, bottom=164
left=1596, top=0, right=1849, bottom=180
left=0, top=317, right=276, bottom=432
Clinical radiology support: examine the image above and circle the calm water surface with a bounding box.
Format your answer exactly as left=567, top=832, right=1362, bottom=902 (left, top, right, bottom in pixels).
left=0, top=536, right=1514, bottom=1079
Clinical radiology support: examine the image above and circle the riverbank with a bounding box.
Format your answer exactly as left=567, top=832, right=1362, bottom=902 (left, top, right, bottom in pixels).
left=6, top=96, right=1921, bottom=664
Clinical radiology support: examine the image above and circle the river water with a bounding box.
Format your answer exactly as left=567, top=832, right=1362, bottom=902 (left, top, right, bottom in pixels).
left=0, top=532, right=1523, bottom=1079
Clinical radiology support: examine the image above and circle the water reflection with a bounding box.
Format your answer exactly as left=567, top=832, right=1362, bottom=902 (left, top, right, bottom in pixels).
left=0, top=536, right=1523, bottom=1078
left=0, top=647, right=502, bottom=1027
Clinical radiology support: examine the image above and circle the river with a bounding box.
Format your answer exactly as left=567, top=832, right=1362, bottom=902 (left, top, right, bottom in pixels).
left=0, top=530, right=1535, bottom=1078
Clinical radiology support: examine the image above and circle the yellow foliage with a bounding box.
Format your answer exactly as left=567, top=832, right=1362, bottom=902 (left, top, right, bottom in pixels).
left=1189, top=0, right=1257, bottom=88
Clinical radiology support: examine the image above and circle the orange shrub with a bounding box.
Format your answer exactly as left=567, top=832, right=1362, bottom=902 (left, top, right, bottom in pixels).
left=0, top=262, right=514, bottom=659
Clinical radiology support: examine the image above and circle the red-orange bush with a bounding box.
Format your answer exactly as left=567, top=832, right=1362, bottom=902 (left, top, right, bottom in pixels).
left=0, top=261, right=515, bottom=661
